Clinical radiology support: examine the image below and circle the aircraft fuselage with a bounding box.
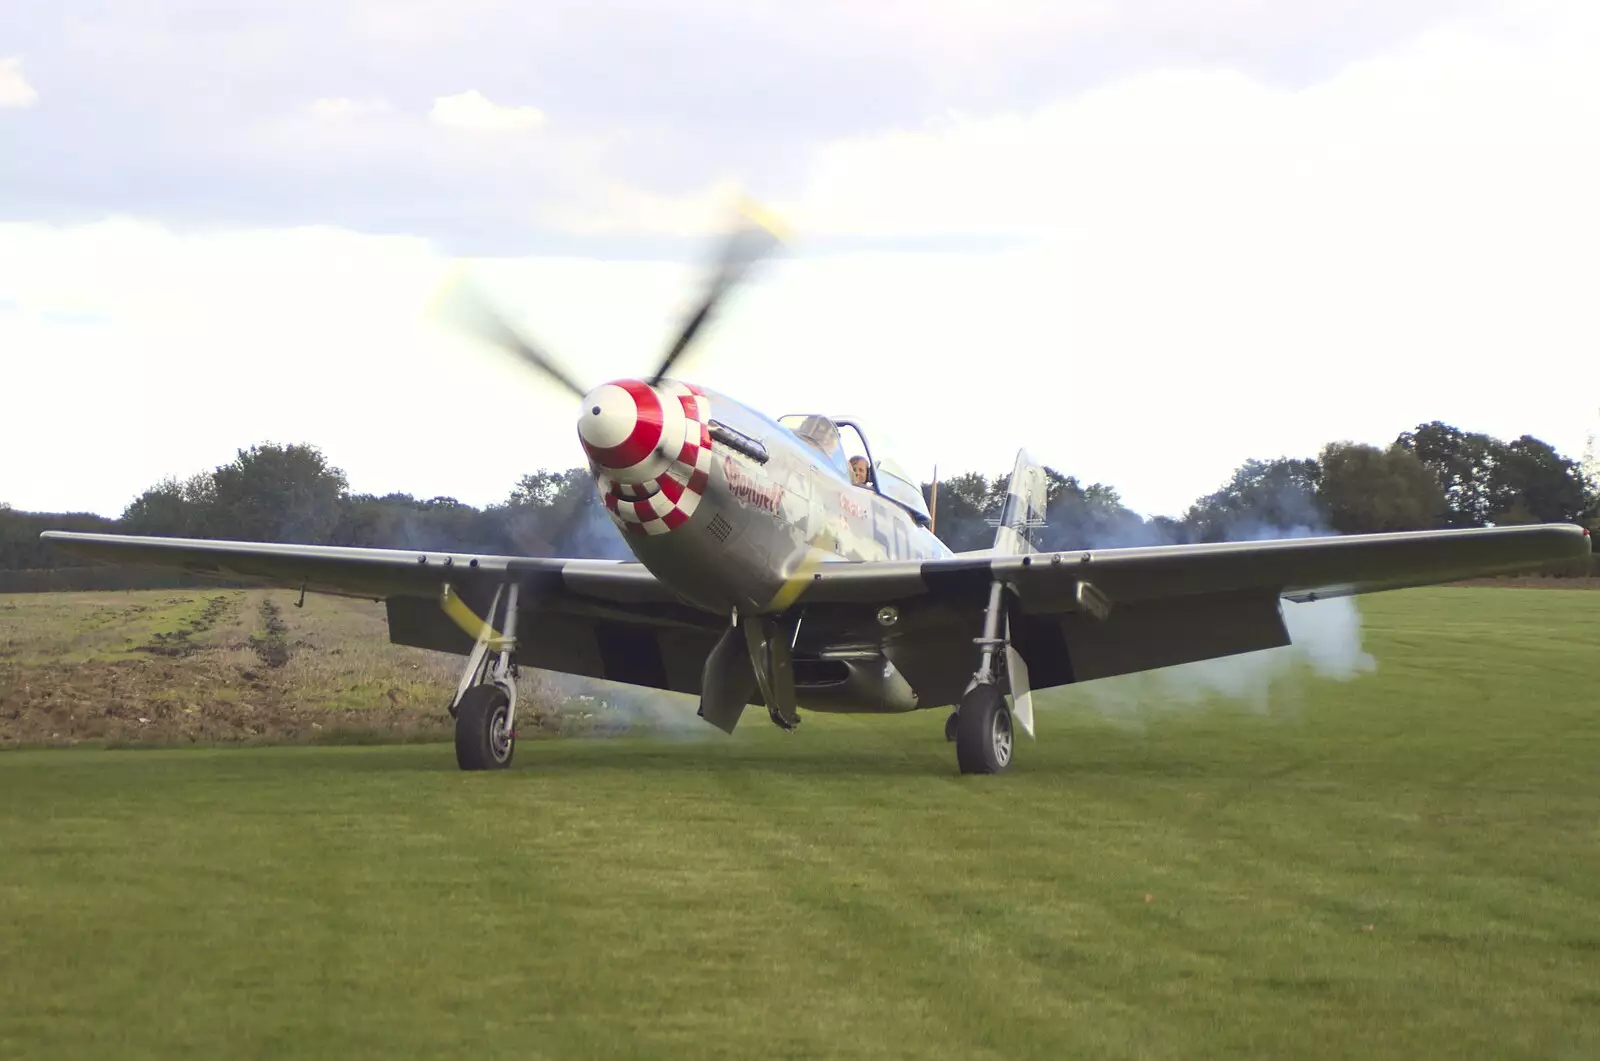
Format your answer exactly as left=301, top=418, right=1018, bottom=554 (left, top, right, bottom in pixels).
left=578, top=379, right=953, bottom=618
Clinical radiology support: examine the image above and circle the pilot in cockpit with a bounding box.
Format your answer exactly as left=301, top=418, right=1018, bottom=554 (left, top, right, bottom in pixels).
left=848, top=456, right=872, bottom=487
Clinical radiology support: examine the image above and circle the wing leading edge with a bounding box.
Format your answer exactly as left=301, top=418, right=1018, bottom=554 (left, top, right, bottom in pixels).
left=38, top=530, right=726, bottom=696
left=36, top=523, right=1592, bottom=708
left=47, top=523, right=1586, bottom=611
left=37, top=531, right=679, bottom=606
left=794, top=523, right=1592, bottom=608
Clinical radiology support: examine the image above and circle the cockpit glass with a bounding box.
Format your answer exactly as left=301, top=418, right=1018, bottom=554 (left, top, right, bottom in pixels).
left=872, top=458, right=931, bottom=523
left=836, top=419, right=933, bottom=524
left=778, top=414, right=849, bottom=475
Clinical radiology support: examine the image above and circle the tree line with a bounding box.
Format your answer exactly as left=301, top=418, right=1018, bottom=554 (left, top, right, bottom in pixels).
left=927, top=423, right=1596, bottom=572
left=1, top=447, right=628, bottom=591
left=935, top=422, right=1592, bottom=542
left=2, top=420, right=1595, bottom=590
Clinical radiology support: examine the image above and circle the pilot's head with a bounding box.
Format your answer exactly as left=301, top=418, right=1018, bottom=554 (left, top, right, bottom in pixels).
left=849, top=456, right=870, bottom=485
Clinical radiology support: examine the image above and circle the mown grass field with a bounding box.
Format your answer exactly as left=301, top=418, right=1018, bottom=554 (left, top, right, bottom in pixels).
left=1, top=586, right=1598, bottom=1059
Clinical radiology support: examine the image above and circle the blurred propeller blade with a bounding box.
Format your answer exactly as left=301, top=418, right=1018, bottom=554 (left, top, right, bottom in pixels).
left=434, top=268, right=588, bottom=399
left=647, top=201, right=788, bottom=387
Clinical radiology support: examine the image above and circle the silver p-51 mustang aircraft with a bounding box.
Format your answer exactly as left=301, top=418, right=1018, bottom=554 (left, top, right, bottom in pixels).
left=42, top=212, right=1593, bottom=774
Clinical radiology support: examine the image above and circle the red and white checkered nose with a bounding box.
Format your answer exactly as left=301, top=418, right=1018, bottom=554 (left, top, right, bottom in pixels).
left=577, top=379, right=685, bottom=485
left=588, top=379, right=713, bottom=535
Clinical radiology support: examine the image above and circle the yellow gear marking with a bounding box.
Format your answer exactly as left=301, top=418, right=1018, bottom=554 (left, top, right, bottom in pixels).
left=439, top=584, right=505, bottom=646
left=764, top=532, right=831, bottom=612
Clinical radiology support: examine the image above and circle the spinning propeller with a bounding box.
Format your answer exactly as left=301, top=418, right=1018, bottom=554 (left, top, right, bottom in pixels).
left=436, top=202, right=788, bottom=403
left=432, top=202, right=789, bottom=555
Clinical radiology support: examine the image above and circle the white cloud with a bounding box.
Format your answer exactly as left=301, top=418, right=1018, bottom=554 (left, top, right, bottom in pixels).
left=428, top=89, right=545, bottom=132
left=2, top=207, right=1594, bottom=522
left=0, top=218, right=690, bottom=516
left=0, top=56, right=39, bottom=109
left=545, top=2, right=1599, bottom=513
left=546, top=178, right=750, bottom=237
left=4, top=4, right=1598, bottom=520
left=776, top=19, right=1600, bottom=244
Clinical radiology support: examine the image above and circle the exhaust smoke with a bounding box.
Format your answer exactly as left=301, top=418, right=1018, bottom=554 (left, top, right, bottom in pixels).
left=1056, top=520, right=1379, bottom=725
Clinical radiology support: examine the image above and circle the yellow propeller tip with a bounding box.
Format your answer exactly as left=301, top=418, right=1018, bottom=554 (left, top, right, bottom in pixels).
left=736, top=198, right=793, bottom=243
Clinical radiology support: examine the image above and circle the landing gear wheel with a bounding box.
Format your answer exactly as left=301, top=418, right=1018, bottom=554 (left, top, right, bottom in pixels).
left=455, top=684, right=515, bottom=771
left=944, top=712, right=960, bottom=742
left=955, top=684, right=1013, bottom=775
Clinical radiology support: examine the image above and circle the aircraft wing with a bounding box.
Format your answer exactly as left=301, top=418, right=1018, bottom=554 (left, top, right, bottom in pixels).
left=36, top=531, right=730, bottom=696
left=789, top=523, right=1591, bottom=702
left=38, top=531, right=678, bottom=606
left=799, top=524, right=1592, bottom=605
left=37, top=523, right=1591, bottom=712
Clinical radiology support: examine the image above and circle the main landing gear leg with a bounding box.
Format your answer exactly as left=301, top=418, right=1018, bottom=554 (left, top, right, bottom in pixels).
left=953, top=578, right=1015, bottom=775
left=745, top=613, right=801, bottom=732
left=451, top=582, right=521, bottom=771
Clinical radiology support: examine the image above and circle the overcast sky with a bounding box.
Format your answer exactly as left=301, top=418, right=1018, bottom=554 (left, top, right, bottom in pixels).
left=3, top=0, right=1598, bottom=521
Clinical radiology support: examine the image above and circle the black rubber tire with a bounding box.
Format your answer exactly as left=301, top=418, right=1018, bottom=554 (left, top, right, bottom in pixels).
left=944, top=712, right=960, bottom=742
left=455, top=684, right=515, bottom=771
left=955, top=684, right=1013, bottom=775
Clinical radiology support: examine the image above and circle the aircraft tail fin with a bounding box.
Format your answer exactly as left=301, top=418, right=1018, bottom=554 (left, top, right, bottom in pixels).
left=991, top=449, right=1049, bottom=556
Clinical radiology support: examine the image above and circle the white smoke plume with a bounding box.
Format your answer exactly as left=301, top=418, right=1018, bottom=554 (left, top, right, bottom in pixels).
left=1043, top=475, right=1382, bottom=724
left=1056, top=594, right=1377, bottom=725
left=532, top=670, right=712, bottom=738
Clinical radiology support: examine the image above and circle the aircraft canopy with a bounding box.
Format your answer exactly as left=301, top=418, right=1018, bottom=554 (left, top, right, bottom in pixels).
left=780, top=413, right=932, bottom=524
left=778, top=414, right=849, bottom=476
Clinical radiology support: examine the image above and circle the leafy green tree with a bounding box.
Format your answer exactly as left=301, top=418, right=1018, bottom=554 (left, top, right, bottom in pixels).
left=923, top=466, right=1160, bottom=551
left=508, top=470, right=590, bottom=509
left=1147, top=515, right=1190, bottom=544
left=924, top=471, right=997, bottom=552
left=0, top=507, right=120, bottom=572
left=1489, top=435, right=1586, bottom=524
left=1315, top=442, right=1444, bottom=534
left=208, top=443, right=348, bottom=543
left=505, top=468, right=619, bottom=556
left=1037, top=471, right=1153, bottom=549
left=121, top=472, right=218, bottom=537
left=337, top=492, right=489, bottom=551
left=1394, top=421, right=1503, bottom=527
left=1183, top=457, right=1323, bottom=542
left=1397, top=423, right=1587, bottom=527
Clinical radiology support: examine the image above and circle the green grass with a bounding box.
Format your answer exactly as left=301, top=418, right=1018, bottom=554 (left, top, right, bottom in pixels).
left=2, top=587, right=1598, bottom=1059
left=0, top=590, right=241, bottom=664
left=0, top=589, right=501, bottom=746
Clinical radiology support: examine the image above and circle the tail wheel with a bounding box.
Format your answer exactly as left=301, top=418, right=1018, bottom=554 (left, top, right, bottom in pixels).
left=955, top=684, right=1013, bottom=775
left=455, top=684, right=515, bottom=771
